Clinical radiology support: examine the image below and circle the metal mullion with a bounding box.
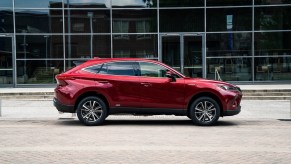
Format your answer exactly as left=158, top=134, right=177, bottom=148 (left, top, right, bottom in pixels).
left=12, top=0, right=17, bottom=87
left=252, top=0, right=255, bottom=83
left=110, top=0, right=113, bottom=58
left=62, top=0, right=66, bottom=72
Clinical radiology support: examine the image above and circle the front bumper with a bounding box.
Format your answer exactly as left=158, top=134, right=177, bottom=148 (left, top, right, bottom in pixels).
left=53, top=98, right=75, bottom=113
left=222, top=105, right=241, bottom=116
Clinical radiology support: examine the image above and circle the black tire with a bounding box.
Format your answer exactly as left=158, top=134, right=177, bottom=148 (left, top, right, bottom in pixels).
left=76, top=96, right=108, bottom=126
left=190, top=97, right=220, bottom=126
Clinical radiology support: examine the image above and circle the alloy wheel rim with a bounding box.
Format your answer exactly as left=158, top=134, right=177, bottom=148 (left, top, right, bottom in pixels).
left=194, top=101, right=216, bottom=123
left=81, top=100, right=103, bottom=122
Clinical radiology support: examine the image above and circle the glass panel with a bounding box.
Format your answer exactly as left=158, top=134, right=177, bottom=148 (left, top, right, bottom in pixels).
left=66, top=35, right=111, bottom=58
left=255, top=6, right=291, bottom=31
left=15, top=9, right=63, bottom=33
left=0, top=70, right=12, bottom=84
left=16, top=60, right=64, bottom=84
left=159, top=0, right=203, bottom=7
left=207, top=33, right=252, bottom=57
left=207, top=58, right=252, bottom=81
left=65, top=0, right=110, bottom=8
left=65, top=10, right=110, bottom=33
left=255, top=0, right=291, bottom=5
left=255, top=32, right=291, bottom=56
left=207, top=7, right=252, bottom=32
left=15, top=0, right=62, bottom=8
left=0, top=9, right=13, bottom=33
left=184, top=36, right=202, bottom=78
left=255, top=57, right=291, bottom=81
left=0, top=0, right=12, bottom=8
left=113, top=34, right=157, bottom=59
left=0, top=37, right=12, bottom=85
left=100, top=62, right=136, bottom=76
left=162, top=36, right=180, bottom=71
left=112, top=9, right=157, bottom=33
left=16, top=35, right=63, bottom=59
left=139, top=62, right=168, bottom=78
left=160, top=9, right=204, bottom=32
left=112, top=0, right=157, bottom=8
left=0, top=37, right=12, bottom=69
left=207, top=0, right=252, bottom=6
left=65, top=59, right=88, bottom=71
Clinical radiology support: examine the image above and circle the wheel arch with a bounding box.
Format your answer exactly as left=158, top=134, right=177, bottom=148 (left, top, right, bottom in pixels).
left=187, top=92, right=223, bottom=117
left=74, top=91, right=110, bottom=113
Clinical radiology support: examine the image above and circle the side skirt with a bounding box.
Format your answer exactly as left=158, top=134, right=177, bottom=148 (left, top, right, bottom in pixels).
left=109, top=107, right=187, bottom=116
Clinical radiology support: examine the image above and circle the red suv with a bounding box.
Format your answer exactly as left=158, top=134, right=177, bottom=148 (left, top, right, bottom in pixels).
left=54, top=58, right=242, bottom=126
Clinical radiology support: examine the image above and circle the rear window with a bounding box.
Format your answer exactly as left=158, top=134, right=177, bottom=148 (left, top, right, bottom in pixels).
left=83, top=64, right=103, bottom=73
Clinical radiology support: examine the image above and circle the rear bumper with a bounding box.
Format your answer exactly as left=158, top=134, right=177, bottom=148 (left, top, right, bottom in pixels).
left=53, top=98, right=75, bottom=113
left=223, top=105, right=241, bottom=116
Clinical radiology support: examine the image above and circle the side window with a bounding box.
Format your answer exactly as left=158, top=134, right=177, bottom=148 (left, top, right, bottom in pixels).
left=139, top=62, right=168, bottom=78
left=99, top=62, right=137, bottom=76
left=84, top=64, right=103, bottom=73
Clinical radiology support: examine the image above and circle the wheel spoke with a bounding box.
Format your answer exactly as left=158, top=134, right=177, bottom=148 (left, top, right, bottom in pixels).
left=82, top=104, right=90, bottom=111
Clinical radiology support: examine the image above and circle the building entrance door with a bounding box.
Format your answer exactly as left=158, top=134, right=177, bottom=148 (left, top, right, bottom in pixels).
left=160, top=33, right=205, bottom=78
left=0, top=36, right=14, bottom=87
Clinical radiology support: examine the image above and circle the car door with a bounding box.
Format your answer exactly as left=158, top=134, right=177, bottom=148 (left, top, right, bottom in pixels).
left=96, top=61, right=141, bottom=108
left=138, top=61, right=185, bottom=110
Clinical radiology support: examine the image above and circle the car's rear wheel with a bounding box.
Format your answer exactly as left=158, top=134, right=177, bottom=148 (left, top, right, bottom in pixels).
left=190, top=97, right=220, bottom=126
left=77, top=96, right=107, bottom=126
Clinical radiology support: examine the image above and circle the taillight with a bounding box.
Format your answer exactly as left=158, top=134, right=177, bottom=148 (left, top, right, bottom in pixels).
left=56, top=79, right=68, bottom=86
left=56, top=75, right=73, bottom=86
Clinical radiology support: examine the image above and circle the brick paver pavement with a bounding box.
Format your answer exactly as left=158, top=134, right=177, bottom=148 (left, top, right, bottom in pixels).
left=0, top=117, right=291, bottom=163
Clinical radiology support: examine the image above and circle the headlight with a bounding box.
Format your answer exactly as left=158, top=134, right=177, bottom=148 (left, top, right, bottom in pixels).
left=217, top=84, right=240, bottom=92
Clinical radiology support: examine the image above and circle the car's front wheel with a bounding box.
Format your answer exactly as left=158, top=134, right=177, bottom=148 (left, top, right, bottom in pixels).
left=76, top=96, right=107, bottom=126
left=190, top=97, right=220, bottom=126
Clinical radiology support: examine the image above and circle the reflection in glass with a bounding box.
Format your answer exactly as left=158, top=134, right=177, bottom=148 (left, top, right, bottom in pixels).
left=16, top=35, right=63, bottom=58
left=0, top=10, right=13, bottom=33
left=184, top=36, right=203, bottom=78
left=112, top=0, right=156, bottom=8
left=65, top=0, right=110, bottom=8
left=160, top=9, right=204, bottom=32
left=0, top=0, right=12, bottom=8
left=0, top=37, right=12, bottom=69
left=255, top=57, right=291, bottom=81
left=66, top=35, right=111, bottom=58
left=207, top=58, right=252, bottom=81
left=15, top=0, right=62, bottom=8
left=15, top=9, right=63, bottom=33
left=112, top=10, right=157, bottom=33
left=255, top=32, right=291, bottom=56
left=255, top=0, right=291, bottom=5
left=159, top=0, right=203, bottom=7
left=255, top=6, right=291, bottom=31
left=17, top=60, right=64, bottom=84
left=207, top=7, right=252, bottom=31
left=162, top=36, right=180, bottom=72
left=65, top=10, right=110, bottom=33
left=113, top=34, right=157, bottom=59
left=207, top=0, right=252, bottom=6
left=207, top=33, right=252, bottom=57
left=65, top=60, right=90, bottom=71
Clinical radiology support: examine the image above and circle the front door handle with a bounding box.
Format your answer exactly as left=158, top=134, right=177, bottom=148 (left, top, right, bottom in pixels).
left=141, top=82, right=151, bottom=87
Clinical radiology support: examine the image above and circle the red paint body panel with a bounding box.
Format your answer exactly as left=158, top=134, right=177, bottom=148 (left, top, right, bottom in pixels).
left=54, top=58, right=242, bottom=116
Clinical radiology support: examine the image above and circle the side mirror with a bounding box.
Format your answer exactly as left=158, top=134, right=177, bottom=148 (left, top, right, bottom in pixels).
left=166, top=71, right=176, bottom=82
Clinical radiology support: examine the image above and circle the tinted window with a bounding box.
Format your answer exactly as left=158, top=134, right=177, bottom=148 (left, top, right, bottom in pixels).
left=139, top=62, right=168, bottom=77
left=99, top=62, right=136, bottom=76
left=84, top=64, right=103, bottom=73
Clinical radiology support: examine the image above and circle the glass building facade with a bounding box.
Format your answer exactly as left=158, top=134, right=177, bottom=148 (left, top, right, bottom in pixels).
left=1, top=0, right=291, bottom=87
